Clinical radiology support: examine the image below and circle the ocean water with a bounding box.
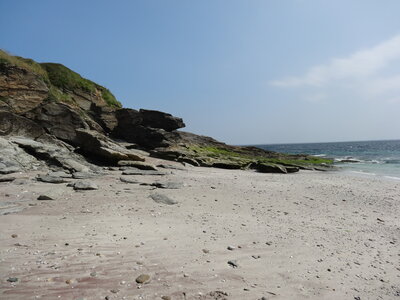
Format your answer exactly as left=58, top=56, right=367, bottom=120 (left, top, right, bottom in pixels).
left=256, top=140, right=400, bottom=180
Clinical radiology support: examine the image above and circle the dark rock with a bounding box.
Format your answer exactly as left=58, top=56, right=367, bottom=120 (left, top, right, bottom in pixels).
left=24, top=102, right=88, bottom=142
left=90, top=103, right=118, bottom=132
left=122, top=169, right=165, bottom=176
left=135, top=274, right=150, bottom=284
left=250, top=162, right=288, bottom=174
left=7, top=277, right=18, bottom=283
left=227, top=260, right=239, bottom=268
left=151, top=181, right=184, bottom=189
left=0, top=176, right=15, bottom=182
left=212, top=162, right=243, bottom=169
left=73, top=129, right=145, bottom=163
left=139, top=109, right=185, bottom=131
left=118, top=160, right=157, bottom=170
left=150, top=193, right=178, bottom=205
left=0, top=110, right=45, bottom=139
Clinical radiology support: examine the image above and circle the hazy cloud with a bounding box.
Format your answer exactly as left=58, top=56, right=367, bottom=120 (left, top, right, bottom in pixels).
left=270, top=35, right=400, bottom=103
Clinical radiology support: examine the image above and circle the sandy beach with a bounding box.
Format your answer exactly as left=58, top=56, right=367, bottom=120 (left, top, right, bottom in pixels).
left=0, top=159, right=399, bottom=300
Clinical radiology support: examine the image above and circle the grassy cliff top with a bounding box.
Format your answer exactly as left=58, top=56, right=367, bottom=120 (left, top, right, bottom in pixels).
left=0, top=50, right=121, bottom=108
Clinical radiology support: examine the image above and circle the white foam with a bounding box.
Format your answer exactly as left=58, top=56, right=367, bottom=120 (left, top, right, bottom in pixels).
left=384, top=176, right=400, bottom=180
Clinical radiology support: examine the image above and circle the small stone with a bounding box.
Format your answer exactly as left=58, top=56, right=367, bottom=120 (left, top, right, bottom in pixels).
left=110, top=289, right=119, bottom=293
left=11, top=234, right=18, bottom=238
left=65, top=279, right=72, bottom=284
left=202, top=249, right=210, bottom=253
left=227, top=246, right=235, bottom=251
left=7, top=277, right=18, bottom=282
left=135, top=274, right=150, bottom=284
left=227, top=260, right=239, bottom=268
left=90, top=271, right=97, bottom=277
left=161, top=296, right=171, bottom=300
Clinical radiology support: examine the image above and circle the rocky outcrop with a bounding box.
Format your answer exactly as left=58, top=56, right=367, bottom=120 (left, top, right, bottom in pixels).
left=0, top=64, right=49, bottom=114
left=73, top=129, right=145, bottom=163
left=0, top=50, right=333, bottom=174
left=24, top=102, right=88, bottom=142
left=0, top=111, right=45, bottom=139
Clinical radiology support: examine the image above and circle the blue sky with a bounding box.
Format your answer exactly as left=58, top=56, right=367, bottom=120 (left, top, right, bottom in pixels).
left=1, top=0, right=400, bottom=144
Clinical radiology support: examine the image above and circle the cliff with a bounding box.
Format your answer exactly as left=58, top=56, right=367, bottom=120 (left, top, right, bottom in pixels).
left=0, top=50, right=332, bottom=174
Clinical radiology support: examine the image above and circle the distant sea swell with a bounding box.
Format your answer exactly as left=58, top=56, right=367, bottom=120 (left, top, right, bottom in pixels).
left=255, top=140, right=400, bottom=180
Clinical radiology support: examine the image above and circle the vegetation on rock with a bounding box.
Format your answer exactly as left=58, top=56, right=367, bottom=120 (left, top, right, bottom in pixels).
left=0, top=50, right=121, bottom=108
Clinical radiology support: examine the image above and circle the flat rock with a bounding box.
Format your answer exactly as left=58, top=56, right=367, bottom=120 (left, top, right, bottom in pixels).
left=37, top=175, right=67, bottom=184
left=72, top=172, right=98, bottom=179
left=150, top=193, right=178, bottom=205
left=119, top=177, right=139, bottom=184
left=72, top=180, right=98, bottom=190
left=122, top=169, right=165, bottom=176
left=0, top=166, right=20, bottom=174
left=118, top=160, right=157, bottom=170
left=0, top=176, right=16, bottom=182
left=151, top=181, right=184, bottom=189
left=48, top=171, right=72, bottom=178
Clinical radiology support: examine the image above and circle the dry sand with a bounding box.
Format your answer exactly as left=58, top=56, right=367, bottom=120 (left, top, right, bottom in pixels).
left=0, top=159, right=399, bottom=300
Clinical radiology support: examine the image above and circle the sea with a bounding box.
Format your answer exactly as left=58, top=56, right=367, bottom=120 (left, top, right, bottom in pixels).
left=256, top=140, right=400, bottom=180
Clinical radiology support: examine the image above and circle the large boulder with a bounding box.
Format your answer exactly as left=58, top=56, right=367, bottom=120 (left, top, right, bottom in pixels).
left=10, top=137, right=94, bottom=172
left=0, top=64, right=49, bottom=114
left=73, top=129, right=145, bottom=163
left=90, top=103, right=118, bottom=132
left=139, top=109, right=185, bottom=131
left=0, top=110, right=45, bottom=139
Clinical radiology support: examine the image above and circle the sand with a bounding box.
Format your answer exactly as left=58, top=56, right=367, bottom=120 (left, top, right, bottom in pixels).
left=0, top=158, right=399, bottom=300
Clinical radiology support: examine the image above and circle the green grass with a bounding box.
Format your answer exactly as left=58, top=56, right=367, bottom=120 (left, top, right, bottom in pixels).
left=0, top=50, right=48, bottom=79
left=1, top=50, right=122, bottom=108
left=41, top=63, right=121, bottom=108
left=187, top=145, right=333, bottom=166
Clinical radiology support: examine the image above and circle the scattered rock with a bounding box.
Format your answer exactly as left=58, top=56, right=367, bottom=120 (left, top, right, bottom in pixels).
left=161, top=296, right=171, bottom=300
left=72, top=172, right=98, bottom=179
left=227, top=246, right=235, bottom=251
left=7, top=277, right=18, bottom=282
left=150, top=193, right=178, bottom=205
left=72, top=180, right=98, bottom=190
left=11, top=234, right=18, bottom=238
left=208, top=291, right=228, bottom=299
left=227, top=260, right=239, bottom=268
left=135, top=274, right=150, bottom=284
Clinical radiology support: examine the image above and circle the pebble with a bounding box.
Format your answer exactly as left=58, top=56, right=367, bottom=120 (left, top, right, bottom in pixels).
left=161, top=296, right=171, bottom=300
left=72, top=180, right=99, bottom=190
left=202, top=249, right=210, bottom=253
left=11, top=234, right=18, bottom=238
left=135, top=274, right=151, bottom=284
left=227, top=246, right=235, bottom=251
left=227, top=260, right=239, bottom=268
left=7, top=277, right=18, bottom=282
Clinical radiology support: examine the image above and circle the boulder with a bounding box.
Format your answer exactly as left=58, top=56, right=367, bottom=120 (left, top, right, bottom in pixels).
left=72, top=180, right=98, bottom=190
left=250, top=162, right=288, bottom=174
left=10, top=137, right=93, bottom=172
left=139, top=109, right=185, bottom=131
left=90, top=103, right=118, bottom=132
left=24, top=102, right=88, bottom=142
left=0, top=110, right=45, bottom=139
left=73, top=129, right=145, bottom=163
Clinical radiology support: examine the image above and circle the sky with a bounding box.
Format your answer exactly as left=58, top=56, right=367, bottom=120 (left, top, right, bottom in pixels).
left=1, top=0, right=400, bottom=145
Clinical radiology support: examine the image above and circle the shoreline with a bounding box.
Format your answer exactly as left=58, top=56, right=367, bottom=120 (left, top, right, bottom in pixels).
left=1, top=160, right=399, bottom=300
